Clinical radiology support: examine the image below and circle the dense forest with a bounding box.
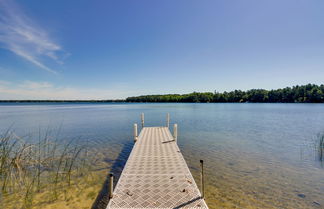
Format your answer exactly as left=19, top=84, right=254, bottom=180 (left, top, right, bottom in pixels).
left=126, top=84, right=324, bottom=103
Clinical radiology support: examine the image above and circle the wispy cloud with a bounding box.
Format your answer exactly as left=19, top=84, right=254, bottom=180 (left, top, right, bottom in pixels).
left=0, top=80, right=11, bottom=86
left=19, top=80, right=53, bottom=89
left=0, top=0, right=67, bottom=73
left=0, top=80, right=133, bottom=100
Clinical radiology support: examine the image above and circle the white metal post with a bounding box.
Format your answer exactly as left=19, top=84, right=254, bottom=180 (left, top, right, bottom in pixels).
left=134, top=123, right=138, bottom=142
left=166, top=113, right=170, bottom=128
left=173, top=124, right=178, bottom=142
left=141, top=113, right=144, bottom=128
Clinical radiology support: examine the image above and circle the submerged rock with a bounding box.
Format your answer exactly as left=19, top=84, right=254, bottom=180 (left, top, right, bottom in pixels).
left=313, top=201, right=321, bottom=206
left=297, top=193, right=306, bottom=198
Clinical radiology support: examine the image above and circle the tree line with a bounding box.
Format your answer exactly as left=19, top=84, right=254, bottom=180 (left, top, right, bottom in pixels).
left=126, top=84, right=324, bottom=103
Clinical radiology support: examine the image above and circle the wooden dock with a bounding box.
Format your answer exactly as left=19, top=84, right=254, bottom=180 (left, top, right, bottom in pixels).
left=107, top=115, right=208, bottom=209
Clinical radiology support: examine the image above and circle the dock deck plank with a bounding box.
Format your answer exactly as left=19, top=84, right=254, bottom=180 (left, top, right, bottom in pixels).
left=107, top=127, right=208, bottom=209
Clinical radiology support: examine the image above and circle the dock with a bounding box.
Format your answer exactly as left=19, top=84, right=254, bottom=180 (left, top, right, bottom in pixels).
left=107, top=114, right=208, bottom=209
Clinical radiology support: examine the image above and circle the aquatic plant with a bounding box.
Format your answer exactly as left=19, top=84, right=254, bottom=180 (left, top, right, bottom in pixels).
left=318, top=133, right=324, bottom=162
left=0, top=129, right=101, bottom=208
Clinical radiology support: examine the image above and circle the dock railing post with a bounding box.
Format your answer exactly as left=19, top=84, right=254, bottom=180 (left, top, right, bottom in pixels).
left=134, top=123, right=138, bottom=142
left=200, top=160, right=205, bottom=199
left=166, top=113, right=170, bottom=128
left=141, top=113, right=144, bottom=128
left=173, top=124, right=177, bottom=142
left=109, top=173, right=114, bottom=199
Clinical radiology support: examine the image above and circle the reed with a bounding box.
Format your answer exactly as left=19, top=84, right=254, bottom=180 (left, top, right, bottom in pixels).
left=318, top=133, right=324, bottom=162
left=0, top=129, right=100, bottom=208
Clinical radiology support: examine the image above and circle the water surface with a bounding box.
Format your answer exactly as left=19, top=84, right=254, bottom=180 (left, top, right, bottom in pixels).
left=0, top=103, right=323, bottom=208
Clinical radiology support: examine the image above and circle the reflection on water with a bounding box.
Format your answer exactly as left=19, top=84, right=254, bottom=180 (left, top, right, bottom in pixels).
left=0, top=103, right=324, bottom=209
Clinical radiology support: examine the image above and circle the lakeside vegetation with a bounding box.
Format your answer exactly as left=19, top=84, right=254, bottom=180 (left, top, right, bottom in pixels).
left=0, top=130, right=107, bottom=209
left=126, top=84, right=324, bottom=103
left=317, top=134, right=324, bottom=163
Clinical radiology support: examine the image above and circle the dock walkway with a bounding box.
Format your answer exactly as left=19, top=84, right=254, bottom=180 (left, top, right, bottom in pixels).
left=107, top=117, right=208, bottom=209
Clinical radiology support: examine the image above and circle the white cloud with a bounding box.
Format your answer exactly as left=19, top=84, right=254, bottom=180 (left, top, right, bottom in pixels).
left=0, top=0, right=67, bottom=73
left=0, top=80, right=11, bottom=86
left=0, top=80, right=132, bottom=100
left=19, top=80, right=53, bottom=89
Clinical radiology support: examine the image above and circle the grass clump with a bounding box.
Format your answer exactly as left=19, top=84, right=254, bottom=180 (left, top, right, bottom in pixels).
left=0, top=129, right=104, bottom=209
left=317, top=133, right=324, bottom=162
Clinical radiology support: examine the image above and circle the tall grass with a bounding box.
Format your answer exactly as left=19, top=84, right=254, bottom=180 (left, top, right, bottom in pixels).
left=317, top=133, right=324, bottom=162
left=0, top=129, right=100, bottom=208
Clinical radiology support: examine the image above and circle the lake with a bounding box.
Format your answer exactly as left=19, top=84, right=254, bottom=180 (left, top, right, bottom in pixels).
left=0, top=103, right=323, bottom=208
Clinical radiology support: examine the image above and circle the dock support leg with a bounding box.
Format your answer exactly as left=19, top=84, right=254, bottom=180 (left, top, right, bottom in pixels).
left=200, top=160, right=205, bottom=199
left=109, top=173, right=114, bottom=199
left=134, top=123, right=138, bottom=142
left=166, top=113, right=170, bottom=128
left=141, top=113, right=144, bottom=129
left=173, top=124, right=177, bottom=142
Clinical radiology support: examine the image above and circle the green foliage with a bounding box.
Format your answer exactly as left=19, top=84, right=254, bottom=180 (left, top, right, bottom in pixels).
left=0, top=130, right=98, bottom=208
left=126, top=84, right=324, bottom=103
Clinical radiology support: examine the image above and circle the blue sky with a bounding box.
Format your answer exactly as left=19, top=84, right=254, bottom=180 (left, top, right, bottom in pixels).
left=0, top=0, right=324, bottom=99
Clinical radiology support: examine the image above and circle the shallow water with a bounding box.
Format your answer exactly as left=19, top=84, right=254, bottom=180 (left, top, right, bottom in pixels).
left=0, top=103, right=323, bottom=208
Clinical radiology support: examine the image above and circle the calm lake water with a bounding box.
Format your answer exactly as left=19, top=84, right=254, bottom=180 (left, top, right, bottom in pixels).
left=0, top=103, right=323, bottom=208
